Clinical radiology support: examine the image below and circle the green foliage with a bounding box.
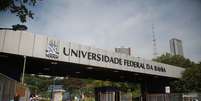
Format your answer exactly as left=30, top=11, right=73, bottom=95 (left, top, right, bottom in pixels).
left=154, top=53, right=201, bottom=93
left=169, top=80, right=188, bottom=93
left=0, top=0, right=40, bottom=23
left=153, top=53, right=194, bottom=68
left=182, top=63, right=201, bottom=92
left=24, top=75, right=141, bottom=98
left=12, top=24, right=27, bottom=30
left=24, top=74, right=52, bottom=93
left=59, top=77, right=86, bottom=89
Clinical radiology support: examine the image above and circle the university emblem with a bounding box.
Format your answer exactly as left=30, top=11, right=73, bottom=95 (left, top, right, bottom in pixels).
left=46, top=39, right=59, bottom=59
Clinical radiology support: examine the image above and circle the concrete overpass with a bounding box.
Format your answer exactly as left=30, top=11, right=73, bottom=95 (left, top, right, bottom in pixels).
left=0, top=30, right=185, bottom=95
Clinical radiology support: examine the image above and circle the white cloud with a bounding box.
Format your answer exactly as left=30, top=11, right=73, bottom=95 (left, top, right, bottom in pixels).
left=1, top=0, right=201, bottom=62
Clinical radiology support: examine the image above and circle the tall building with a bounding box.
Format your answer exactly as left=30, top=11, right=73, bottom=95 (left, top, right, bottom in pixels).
left=169, top=38, right=184, bottom=56
left=115, top=47, right=131, bottom=56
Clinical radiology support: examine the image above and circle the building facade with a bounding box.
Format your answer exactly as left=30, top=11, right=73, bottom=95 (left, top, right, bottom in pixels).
left=115, top=47, right=131, bottom=56
left=169, top=38, right=184, bottom=56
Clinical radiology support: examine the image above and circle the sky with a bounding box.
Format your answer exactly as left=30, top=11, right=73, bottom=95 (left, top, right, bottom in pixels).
left=0, top=0, right=201, bottom=62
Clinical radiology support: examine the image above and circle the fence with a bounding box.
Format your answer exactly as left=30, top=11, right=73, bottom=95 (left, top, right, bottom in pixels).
left=146, top=93, right=201, bottom=101
left=0, top=73, right=30, bottom=101
left=146, top=93, right=183, bottom=101
left=183, top=93, right=201, bottom=101
left=0, top=73, right=17, bottom=101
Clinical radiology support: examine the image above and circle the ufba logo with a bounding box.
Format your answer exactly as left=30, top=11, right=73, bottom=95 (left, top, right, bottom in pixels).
left=46, top=39, right=60, bottom=59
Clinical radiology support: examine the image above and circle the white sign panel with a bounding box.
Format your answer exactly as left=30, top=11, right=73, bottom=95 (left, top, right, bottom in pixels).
left=165, top=86, right=170, bottom=93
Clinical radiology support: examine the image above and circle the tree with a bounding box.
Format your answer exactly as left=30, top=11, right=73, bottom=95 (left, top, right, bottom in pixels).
left=0, top=0, right=40, bottom=23
left=154, top=53, right=201, bottom=92
left=153, top=53, right=194, bottom=68
left=182, top=62, right=201, bottom=92
left=12, top=24, right=27, bottom=30
left=24, top=74, right=52, bottom=94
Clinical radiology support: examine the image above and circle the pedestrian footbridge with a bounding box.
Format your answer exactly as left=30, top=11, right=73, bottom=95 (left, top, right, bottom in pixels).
left=0, top=30, right=185, bottom=95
